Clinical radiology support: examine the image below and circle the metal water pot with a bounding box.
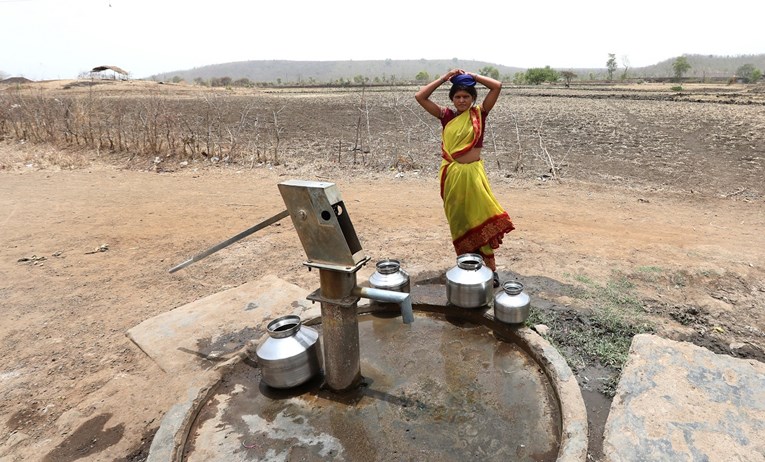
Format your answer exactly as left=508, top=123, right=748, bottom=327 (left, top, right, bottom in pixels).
left=494, top=281, right=530, bottom=324
left=369, top=259, right=410, bottom=293
left=255, top=315, right=322, bottom=389
left=445, top=253, right=493, bottom=308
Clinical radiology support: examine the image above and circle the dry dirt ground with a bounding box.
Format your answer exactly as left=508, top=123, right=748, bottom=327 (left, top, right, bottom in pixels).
left=1, top=81, right=764, bottom=461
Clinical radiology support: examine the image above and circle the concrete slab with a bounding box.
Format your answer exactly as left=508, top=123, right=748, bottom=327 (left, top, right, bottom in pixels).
left=603, top=334, right=765, bottom=462
left=183, top=313, right=562, bottom=461
left=126, top=274, right=319, bottom=374
left=139, top=277, right=589, bottom=461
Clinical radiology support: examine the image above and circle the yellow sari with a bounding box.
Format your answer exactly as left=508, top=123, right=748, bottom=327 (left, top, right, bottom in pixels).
left=439, top=105, right=514, bottom=271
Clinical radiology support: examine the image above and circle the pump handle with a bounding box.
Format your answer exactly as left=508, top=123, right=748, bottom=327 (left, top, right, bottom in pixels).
left=168, top=209, right=289, bottom=273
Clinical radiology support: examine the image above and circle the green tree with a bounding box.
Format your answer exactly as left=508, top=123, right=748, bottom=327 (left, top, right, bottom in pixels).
left=171, top=75, right=183, bottom=83
left=736, top=64, right=762, bottom=83
left=479, top=66, right=500, bottom=80
left=672, top=56, right=691, bottom=80
left=512, top=72, right=526, bottom=85
left=525, top=69, right=546, bottom=85
left=525, top=66, right=559, bottom=85
left=606, top=53, right=617, bottom=80
left=415, top=71, right=430, bottom=81
left=546, top=66, right=560, bottom=83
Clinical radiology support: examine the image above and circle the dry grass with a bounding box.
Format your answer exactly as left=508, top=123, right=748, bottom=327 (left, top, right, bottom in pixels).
left=1, top=79, right=763, bottom=199
left=0, top=140, right=91, bottom=171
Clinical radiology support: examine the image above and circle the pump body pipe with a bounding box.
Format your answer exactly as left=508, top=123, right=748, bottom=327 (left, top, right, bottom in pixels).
left=352, top=286, right=414, bottom=324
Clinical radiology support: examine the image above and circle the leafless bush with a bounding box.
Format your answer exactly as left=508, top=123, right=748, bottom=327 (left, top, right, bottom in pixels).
left=0, top=85, right=532, bottom=177
left=0, top=89, right=272, bottom=167
left=533, top=121, right=571, bottom=181
left=271, top=106, right=285, bottom=165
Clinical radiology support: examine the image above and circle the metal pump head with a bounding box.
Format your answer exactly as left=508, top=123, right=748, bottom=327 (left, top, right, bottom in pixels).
left=278, top=180, right=366, bottom=269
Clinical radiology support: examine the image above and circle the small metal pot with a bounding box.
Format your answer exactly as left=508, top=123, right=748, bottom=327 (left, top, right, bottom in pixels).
left=255, top=315, right=322, bottom=389
left=494, top=281, right=530, bottom=324
left=369, top=259, right=410, bottom=293
left=445, top=253, right=493, bottom=308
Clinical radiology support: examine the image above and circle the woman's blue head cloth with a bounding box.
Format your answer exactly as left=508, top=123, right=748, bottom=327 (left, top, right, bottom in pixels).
left=450, top=74, right=476, bottom=87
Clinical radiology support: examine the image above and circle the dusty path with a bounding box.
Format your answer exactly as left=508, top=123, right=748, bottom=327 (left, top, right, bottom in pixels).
left=1, top=161, right=763, bottom=460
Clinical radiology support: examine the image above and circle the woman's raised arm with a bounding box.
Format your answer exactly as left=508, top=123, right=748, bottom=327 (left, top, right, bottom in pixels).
left=415, top=69, right=463, bottom=118
left=468, top=72, right=502, bottom=113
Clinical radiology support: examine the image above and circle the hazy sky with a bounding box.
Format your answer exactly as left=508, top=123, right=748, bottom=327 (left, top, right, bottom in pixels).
left=2, top=0, right=763, bottom=80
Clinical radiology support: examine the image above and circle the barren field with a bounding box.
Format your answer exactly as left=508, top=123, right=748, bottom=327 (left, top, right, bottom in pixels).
left=1, top=80, right=764, bottom=461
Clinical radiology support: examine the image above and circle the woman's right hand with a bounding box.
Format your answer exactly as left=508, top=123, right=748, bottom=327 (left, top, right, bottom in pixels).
left=441, top=68, right=464, bottom=83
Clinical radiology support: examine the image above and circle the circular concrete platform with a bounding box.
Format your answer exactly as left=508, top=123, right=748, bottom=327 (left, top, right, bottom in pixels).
left=182, top=312, right=562, bottom=461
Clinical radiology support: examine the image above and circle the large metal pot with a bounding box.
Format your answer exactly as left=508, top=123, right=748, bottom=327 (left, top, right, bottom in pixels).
left=369, top=259, right=410, bottom=293
left=445, top=253, right=493, bottom=308
left=255, top=315, right=322, bottom=389
left=494, top=281, right=530, bottom=324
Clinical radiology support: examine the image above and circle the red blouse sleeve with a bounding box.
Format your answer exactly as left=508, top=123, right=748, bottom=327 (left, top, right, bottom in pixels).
left=440, top=108, right=455, bottom=127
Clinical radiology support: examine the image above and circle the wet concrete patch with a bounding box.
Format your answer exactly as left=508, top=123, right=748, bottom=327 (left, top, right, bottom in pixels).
left=183, top=313, right=562, bottom=461
left=126, top=275, right=317, bottom=375
left=181, top=326, right=262, bottom=366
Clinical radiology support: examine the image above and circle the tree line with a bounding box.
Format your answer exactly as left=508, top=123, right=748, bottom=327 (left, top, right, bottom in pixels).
left=167, top=55, right=763, bottom=88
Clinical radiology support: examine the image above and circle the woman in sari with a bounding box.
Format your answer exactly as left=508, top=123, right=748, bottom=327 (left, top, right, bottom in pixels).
left=415, top=69, right=514, bottom=287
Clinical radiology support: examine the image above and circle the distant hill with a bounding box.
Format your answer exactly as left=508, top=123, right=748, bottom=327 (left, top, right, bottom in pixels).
left=0, top=77, right=34, bottom=85
left=636, top=54, right=765, bottom=79
left=151, top=55, right=765, bottom=84
left=152, top=59, right=525, bottom=84
left=545, top=55, right=765, bottom=81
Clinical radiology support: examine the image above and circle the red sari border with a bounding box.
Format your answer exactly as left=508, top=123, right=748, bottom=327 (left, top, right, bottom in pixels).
left=453, top=212, right=515, bottom=256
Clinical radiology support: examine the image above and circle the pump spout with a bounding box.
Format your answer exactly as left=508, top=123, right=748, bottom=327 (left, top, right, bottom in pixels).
left=352, top=286, right=414, bottom=324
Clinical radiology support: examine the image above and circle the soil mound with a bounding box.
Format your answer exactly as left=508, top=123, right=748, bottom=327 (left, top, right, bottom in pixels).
left=0, top=77, right=33, bottom=84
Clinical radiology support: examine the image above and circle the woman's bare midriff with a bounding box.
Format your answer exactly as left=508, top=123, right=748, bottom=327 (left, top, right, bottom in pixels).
left=454, top=147, right=482, bottom=164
